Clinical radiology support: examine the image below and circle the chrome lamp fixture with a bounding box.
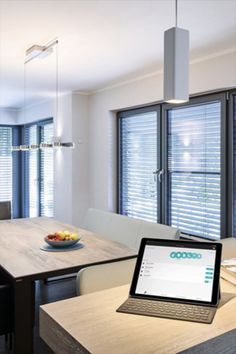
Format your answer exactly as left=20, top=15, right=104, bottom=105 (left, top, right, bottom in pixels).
left=11, top=146, right=21, bottom=152
left=25, top=45, right=53, bottom=63
left=19, top=145, right=30, bottom=151
left=164, top=0, right=189, bottom=103
left=53, top=137, right=75, bottom=149
left=40, top=143, right=53, bottom=149
left=60, top=142, right=75, bottom=148
left=30, top=144, right=40, bottom=150
left=12, top=39, right=75, bottom=152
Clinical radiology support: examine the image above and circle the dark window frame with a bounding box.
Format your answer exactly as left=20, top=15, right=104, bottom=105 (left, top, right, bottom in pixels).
left=229, top=90, right=236, bottom=236
left=117, top=89, right=235, bottom=240
left=0, top=118, right=53, bottom=219
left=117, top=105, right=161, bottom=222
left=162, top=92, right=227, bottom=240
left=0, top=124, right=21, bottom=218
left=21, top=118, right=53, bottom=217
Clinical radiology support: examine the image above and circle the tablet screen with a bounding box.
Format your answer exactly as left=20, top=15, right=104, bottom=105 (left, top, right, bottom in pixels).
left=130, top=239, right=221, bottom=305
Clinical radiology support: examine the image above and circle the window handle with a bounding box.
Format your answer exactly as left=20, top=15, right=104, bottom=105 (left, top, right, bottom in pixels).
left=152, top=169, right=160, bottom=182
left=158, top=169, right=165, bottom=183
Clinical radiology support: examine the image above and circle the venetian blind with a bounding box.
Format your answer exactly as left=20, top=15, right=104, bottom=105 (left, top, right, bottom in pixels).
left=0, top=127, right=12, bottom=204
left=28, top=125, right=39, bottom=217
left=233, top=95, right=236, bottom=235
left=119, top=111, right=158, bottom=222
left=40, top=123, right=54, bottom=217
left=167, top=101, right=221, bottom=240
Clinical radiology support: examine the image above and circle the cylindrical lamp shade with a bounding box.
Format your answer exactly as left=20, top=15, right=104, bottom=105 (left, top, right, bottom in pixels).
left=164, top=27, right=189, bottom=103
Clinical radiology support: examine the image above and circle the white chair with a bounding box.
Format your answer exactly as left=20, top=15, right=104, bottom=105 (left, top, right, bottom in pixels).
left=105, top=213, right=142, bottom=248
left=76, top=258, right=136, bottom=295
left=77, top=208, right=179, bottom=296
left=83, top=208, right=112, bottom=236
left=83, top=208, right=179, bottom=249
left=134, top=220, right=179, bottom=250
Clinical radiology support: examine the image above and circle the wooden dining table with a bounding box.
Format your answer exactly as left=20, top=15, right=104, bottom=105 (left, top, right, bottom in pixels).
left=0, top=217, right=137, bottom=354
left=39, top=237, right=236, bottom=354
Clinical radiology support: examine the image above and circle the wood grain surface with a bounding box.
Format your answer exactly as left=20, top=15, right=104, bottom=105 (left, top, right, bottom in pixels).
left=40, top=280, right=236, bottom=354
left=0, top=217, right=137, bottom=279
left=40, top=238, right=236, bottom=354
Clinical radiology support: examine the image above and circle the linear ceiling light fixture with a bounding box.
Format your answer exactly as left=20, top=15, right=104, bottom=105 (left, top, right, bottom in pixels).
left=25, top=44, right=53, bottom=63
left=40, top=143, right=53, bottom=149
left=29, top=144, right=40, bottom=150
left=164, top=0, right=189, bottom=104
left=12, top=39, right=75, bottom=152
left=53, top=141, right=75, bottom=149
left=19, top=145, right=30, bottom=151
left=53, top=137, right=75, bottom=149
left=11, top=146, right=21, bottom=152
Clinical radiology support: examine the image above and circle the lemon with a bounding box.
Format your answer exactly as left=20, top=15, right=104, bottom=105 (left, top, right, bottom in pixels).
left=71, top=233, right=79, bottom=240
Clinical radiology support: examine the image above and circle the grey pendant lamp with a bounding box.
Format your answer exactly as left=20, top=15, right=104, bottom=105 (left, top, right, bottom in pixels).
left=164, top=0, right=189, bottom=103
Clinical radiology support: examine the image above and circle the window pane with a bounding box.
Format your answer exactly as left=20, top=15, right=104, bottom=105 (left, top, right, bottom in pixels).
left=40, top=123, right=54, bottom=217
left=0, top=127, right=12, bottom=205
left=167, top=101, right=221, bottom=240
left=119, top=111, right=158, bottom=222
left=29, top=125, right=39, bottom=217
left=233, top=95, right=236, bottom=235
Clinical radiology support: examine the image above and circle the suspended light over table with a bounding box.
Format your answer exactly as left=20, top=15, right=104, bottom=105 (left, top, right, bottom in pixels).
left=164, top=0, right=189, bottom=104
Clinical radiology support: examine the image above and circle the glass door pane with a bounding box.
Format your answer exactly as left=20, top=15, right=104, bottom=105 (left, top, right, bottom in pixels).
left=0, top=127, right=12, bottom=204
left=29, top=125, right=39, bottom=217
left=40, top=123, right=54, bottom=217
left=119, top=108, right=160, bottom=222
left=233, top=95, right=236, bottom=235
left=167, top=101, right=221, bottom=240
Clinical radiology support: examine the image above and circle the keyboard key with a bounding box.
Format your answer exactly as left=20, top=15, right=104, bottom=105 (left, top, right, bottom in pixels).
left=117, top=299, right=216, bottom=324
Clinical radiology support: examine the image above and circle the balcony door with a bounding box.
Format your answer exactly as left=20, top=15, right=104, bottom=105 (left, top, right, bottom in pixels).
left=163, top=95, right=225, bottom=240
left=118, top=106, right=160, bottom=222
left=23, top=119, right=54, bottom=217
left=119, top=93, right=226, bottom=240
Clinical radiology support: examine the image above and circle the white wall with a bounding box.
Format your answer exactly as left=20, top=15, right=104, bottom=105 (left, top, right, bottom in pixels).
left=71, top=93, right=89, bottom=226
left=53, top=94, right=73, bottom=224
left=88, top=50, right=236, bottom=213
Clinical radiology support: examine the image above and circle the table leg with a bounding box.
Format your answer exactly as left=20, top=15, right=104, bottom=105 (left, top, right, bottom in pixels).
left=13, top=278, right=35, bottom=354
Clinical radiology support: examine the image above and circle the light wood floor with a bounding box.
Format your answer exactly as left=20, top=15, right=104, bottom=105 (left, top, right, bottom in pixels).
left=0, top=277, right=77, bottom=354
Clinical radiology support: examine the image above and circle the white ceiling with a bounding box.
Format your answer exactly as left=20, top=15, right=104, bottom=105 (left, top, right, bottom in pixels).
left=0, top=0, right=236, bottom=109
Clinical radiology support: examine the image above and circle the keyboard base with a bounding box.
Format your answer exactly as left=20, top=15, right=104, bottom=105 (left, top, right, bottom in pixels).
left=117, top=298, right=216, bottom=324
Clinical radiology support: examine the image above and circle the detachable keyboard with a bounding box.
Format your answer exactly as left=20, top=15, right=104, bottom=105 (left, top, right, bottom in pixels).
left=117, top=297, right=216, bottom=324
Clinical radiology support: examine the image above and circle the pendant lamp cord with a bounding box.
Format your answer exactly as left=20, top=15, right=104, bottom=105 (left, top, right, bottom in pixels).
left=56, top=40, right=59, bottom=125
left=175, top=0, right=178, bottom=27
left=23, top=61, right=26, bottom=124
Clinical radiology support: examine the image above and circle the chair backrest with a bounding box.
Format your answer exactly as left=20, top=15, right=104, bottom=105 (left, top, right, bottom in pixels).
left=105, top=213, right=142, bottom=248
left=134, top=220, right=179, bottom=250
left=0, top=201, right=11, bottom=220
left=76, top=258, right=136, bottom=295
left=83, top=208, right=179, bottom=250
left=78, top=209, right=179, bottom=296
left=83, top=208, right=112, bottom=236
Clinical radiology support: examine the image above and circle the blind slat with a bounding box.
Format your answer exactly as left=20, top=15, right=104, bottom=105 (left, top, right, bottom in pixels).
left=168, top=101, right=221, bottom=240
left=119, top=111, right=158, bottom=222
left=40, top=123, right=54, bottom=217
left=0, top=127, right=12, bottom=206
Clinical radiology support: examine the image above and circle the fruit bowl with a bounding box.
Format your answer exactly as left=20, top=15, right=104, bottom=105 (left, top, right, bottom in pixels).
left=44, top=231, right=80, bottom=248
